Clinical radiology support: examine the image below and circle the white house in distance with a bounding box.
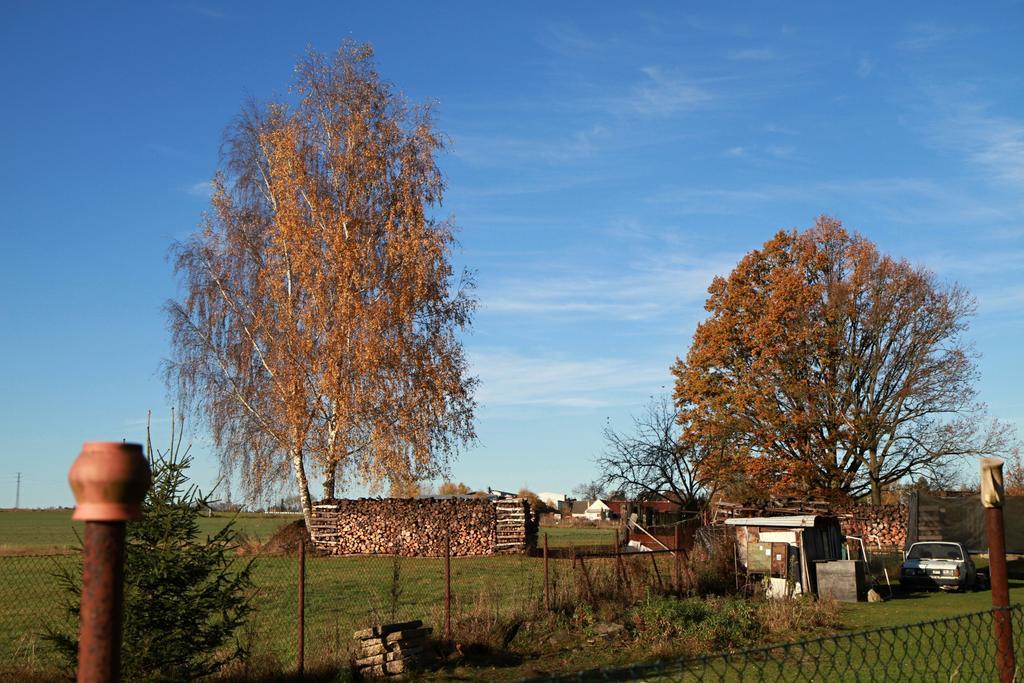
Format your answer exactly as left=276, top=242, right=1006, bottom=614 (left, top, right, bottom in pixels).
left=584, top=499, right=613, bottom=521
left=568, top=499, right=614, bottom=521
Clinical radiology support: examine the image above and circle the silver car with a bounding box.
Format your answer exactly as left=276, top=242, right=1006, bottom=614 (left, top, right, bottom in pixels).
left=899, top=541, right=982, bottom=591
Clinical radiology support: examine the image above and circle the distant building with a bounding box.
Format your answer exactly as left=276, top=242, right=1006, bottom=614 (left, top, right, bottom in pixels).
left=584, top=499, right=614, bottom=521
left=568, top=500, right=590, bottom=518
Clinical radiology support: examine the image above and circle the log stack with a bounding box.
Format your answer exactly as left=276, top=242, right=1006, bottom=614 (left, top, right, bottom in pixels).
left=495, top=498, right=534, bottom=552
left=713, top=499, right=907, bottom=550
left=353, top=620, right=431, bottom=678
left=835, top=503, right=906, bottom=549
left=310, top=497, right=536, bottom=556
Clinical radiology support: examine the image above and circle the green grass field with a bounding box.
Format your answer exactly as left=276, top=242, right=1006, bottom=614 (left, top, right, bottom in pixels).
left=0, top=509, right=302, bottom=553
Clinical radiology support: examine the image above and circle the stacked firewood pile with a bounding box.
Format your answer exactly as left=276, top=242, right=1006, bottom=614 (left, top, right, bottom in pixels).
left=495, top=498, right=537, bottom=552
left=712, top=498, right=834, bottom=522
left=353, top=620, right=431, bottom=678
left=713, top=499, right=907, bottom=549
left=310, top=497, right=536, bottom=556
left=835, top=503, right=906, bottom=549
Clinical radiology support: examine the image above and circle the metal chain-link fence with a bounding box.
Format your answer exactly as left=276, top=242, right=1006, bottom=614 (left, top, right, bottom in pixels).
left=530, top=605, right=1024, bottom=682
left=3, top=547, right=1021, bottom=681
left=0, top=553, right=79, bottom=677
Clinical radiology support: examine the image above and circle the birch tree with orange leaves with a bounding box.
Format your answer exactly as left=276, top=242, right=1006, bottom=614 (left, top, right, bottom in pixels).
left=673, top=216, right=1014, bottom=505
left=166, top=42, right=476, bottom=530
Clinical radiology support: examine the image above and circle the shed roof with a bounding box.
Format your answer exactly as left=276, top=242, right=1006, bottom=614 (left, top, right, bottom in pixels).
left=724, top=515, right=827, bottom=528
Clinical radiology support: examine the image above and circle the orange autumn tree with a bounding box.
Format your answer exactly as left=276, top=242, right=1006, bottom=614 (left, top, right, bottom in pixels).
left=673, top=216, right=1012, bottom=505
left=167, top=42, right=477, bottom=530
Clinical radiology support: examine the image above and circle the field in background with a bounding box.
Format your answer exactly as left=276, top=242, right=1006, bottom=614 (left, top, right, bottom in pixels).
left=0, top=509, right=613, bottom=553
left=0, top=509, right=297, bottom=552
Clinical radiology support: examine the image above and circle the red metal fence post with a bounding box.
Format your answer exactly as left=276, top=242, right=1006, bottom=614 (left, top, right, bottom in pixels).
left=613, top=529, right=623, bottom=592
left=297, top=537, right=305, bottom=676
left=444, top=529, right=452, bottom=641
left=68, top=442, right=151, bottom=683
left=981, top=458, right=1015, bottom=683
left=673, top=525, right=683, bottom=594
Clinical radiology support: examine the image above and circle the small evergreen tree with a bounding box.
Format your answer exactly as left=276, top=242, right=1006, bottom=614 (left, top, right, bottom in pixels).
left=49, top=413, right=254, bottom=680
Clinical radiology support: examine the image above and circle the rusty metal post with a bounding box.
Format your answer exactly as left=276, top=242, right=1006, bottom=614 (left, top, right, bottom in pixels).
left=543, top=533, right=550, bottom=611
left=68, top=442, right=151, bottom=683
left=673, top=525, right=683, bottom=594
left=613, top=528, right=623, bottom=592
left=578, top=555, right=595, bottom=602
left=297, top=537, right=305, bottom=676
left=981, top=458, right=1015, bottom=683
left=79, top=522, right=126, bottom=683
left=649, top=551, right=664, bottom=591
left=570, top=546, right=578, bottom=597
left=444, top=529, right=452, bottom=641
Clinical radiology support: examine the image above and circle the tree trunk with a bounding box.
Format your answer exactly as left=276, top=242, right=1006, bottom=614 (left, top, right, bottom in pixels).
left=869, top=448, right=881, bottom=505
left=292, top=449, right=314, bottom=531
left=870, top=477, right=882, bottom=506
left=322, top=461, right=337, bottom=501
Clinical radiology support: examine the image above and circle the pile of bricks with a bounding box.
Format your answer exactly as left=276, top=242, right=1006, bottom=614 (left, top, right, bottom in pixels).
left=353, top=619, right=431, bottom=678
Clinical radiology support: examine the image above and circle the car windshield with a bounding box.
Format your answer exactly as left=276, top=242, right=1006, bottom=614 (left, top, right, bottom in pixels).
left=908, top=543, right=963, bottom=561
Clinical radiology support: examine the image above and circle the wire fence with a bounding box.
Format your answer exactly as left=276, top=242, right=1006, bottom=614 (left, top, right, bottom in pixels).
left=0, top=546, right=554, bottom=677
left=529, top=606, right=1024, bottom=682
left=241, top=546, right=549, bottom=671
left=1, top=543, right=1020, bottom=681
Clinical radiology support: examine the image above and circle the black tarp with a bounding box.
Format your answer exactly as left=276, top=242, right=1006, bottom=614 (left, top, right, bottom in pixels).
left=906, top=492, right=1024, bottom=553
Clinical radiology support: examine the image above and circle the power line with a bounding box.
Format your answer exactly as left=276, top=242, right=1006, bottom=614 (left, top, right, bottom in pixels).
left=15, top=472, right=21, bottom=509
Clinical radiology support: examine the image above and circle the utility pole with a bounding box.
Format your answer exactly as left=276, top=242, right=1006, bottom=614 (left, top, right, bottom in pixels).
left=15, top=472, right=20, bottom=509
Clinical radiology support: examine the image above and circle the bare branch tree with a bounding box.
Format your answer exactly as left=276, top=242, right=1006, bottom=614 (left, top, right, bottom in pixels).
left=595, top=396, right=711, bottom=509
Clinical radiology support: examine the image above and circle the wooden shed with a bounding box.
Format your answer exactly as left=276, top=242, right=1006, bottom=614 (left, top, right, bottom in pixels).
left=725, top=515, right=845, bottom=598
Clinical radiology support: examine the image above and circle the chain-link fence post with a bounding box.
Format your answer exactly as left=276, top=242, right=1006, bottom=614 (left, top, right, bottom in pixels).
left=68, top=442, right=151, bottom=683
left=981, top=457, right=1015, bottom=683
left=673, top=525, right=683, bottom=593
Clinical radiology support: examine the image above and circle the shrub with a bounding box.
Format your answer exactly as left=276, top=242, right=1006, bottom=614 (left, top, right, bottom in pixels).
left=48, top=414, right=255, bottom=681
left=629, top=593, right=761, bottom=652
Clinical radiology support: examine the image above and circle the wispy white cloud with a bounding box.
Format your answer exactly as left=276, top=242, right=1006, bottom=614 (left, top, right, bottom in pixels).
left=469, top=348, right=670, bottom=410
left=185, top=180, right=213, bottom=198
left=451, top=124, right=608, bottom=168
left=723, top=145, right=799, bottom=162
left=124, top=415, right=173, bottom=428
left=978, top=286, right=1024, bottom=314
left=627, top=66, right=716, bottom=116
left=920, top=248, right=1024, bottom=278
left=479, top=246, right=737, bottom=323
left=179, top=2, right=229, bottom=20
left=918, top=91, right=1024, bottom=190
left=856, top=56, right=877, bottom=78
left=148, top=142, right=186, bottom=159
left=727, top=48, right=778, bottom=62
left=536, top=22, right=610, bottom=59
left=648, top=177, right=1013, bottom=225
left=899, top=22, right=954, bottom=51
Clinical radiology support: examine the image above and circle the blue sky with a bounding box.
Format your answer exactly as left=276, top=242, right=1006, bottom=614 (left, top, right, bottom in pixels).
left=2, top=2, right=1022, bottom=508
